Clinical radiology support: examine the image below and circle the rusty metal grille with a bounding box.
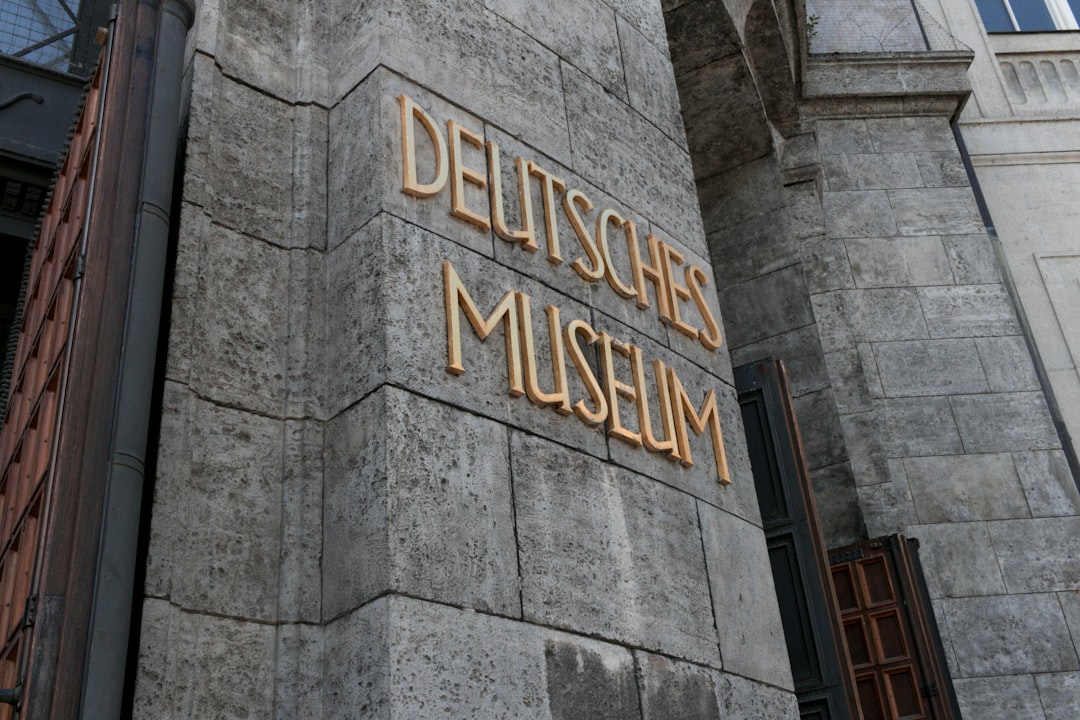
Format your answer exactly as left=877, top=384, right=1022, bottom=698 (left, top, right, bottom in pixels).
left=0, top=58, right=101, bottom=709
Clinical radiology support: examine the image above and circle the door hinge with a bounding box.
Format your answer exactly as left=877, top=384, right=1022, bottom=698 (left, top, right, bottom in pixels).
left=921, top=682, right=939, bottom=698
left=74, top=253, right=87, bottom=279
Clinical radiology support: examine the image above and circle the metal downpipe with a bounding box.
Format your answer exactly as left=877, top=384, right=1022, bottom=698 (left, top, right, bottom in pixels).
left=79, top=0, right=195, bottom=717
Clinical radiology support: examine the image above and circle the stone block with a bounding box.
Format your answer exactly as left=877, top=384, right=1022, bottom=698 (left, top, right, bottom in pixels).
left=919, top=285, right=1021, bottom=339
left=610, top=0, right=669, bottom=49
left=618, top=14, right=687, bottom=146
left=332, top=0, right=571, bottom=166
left=636, top=652, right=720, bottom=720
left=915, top=150, right=969, bottom=187
left=544, top=640, right=640, bottom=720
left=708, top=209, right=799, bottom=290
left=144, top=381, right=193, bottom=601
left=322, top=387, right=520, bottom=621
left=163, top=204, right=201, bottom=384
left=976, top=336, right=1040, bottom=392
left=512, top=432, right=721, bottom=665
left=873, top=339, right=989, bottom=398
left=837, top=409, right=891, bottom=486
left=131, top=599, right=277, bottom=718
left=989, top=517, right=1080, bottom=593
left=664, top=0, right=740, bottom=78
left=322, top=598, right=388, bottom=720
left=1014, top=450, right=1080, bottom=518
left=905, top=453, right=1028, bottom=523
left=943, top=234, right=1002, bottom=284
left=1062, top=589, right=1080, bottom=648
left=185, top=220, right=289, bottom=416
left=822, top=153, right=922, bottom=191
left=325, top=214, right=609, bottom=458
left=845, top=288, right=929, bottom=343
left=327, top=72, right=495, bottom=255
left=912, top=521, right=1006, bottom=598
left=856, top=471, right=918, bottom=537
left=785, top=178, right=827, bottom=240
left=881, top=397, right=963, bottom=457
left=815, top=119, right=874, bottom=156
left=809, top=461, right=867, bottom=548
left=951, top=392, right=1059, bottom=453
left=483, top=0, right=625, bottom=97
left=801, top=235, right=856, bottom=293
left=953, top=675, right=1045, bottom=720
left=384, top=595, right=635, bottom=719
left=214, top=0, right=326, bottom=104
left=823, top=190, right=898, bottom=239
left=714, top=672, right=800, bottom=718
left=730, top=325, right=829, bottom=399
left=865, top=116, right=958, bottom=153
left=278, top=419, right=323, bottom=624
left=283, top=247, right=327, bottom=420
left=822, top=348, right=877, bottom=415
left=846, top=236, right=954, bottom=288
left=792, top=388, right=847, bottom=470
left=1037, top=672, right=1080, bottom=720
left=563, top=63, right=705, bottom=253
left=723, top=264, right=814, bottom=349
left=184, top=57, right=315, bottom=248
left=699, top=503, right=793, bottom=689
left=888, top=188, right=985, bottom=236
left=274, top=622, right=325, bottom=720
left=697, top=156, right=785, bottom=234
left=149, top=392, right=284, bottom=622
left=942, top=593, right=1080, bottom=676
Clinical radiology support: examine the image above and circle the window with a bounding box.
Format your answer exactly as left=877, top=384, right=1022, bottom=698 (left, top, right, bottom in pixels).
left=976, top=0, right=1080, bottom=31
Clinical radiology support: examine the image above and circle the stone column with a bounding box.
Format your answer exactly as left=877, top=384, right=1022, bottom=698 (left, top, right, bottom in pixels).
left=133, top=0, right=800, bottom=717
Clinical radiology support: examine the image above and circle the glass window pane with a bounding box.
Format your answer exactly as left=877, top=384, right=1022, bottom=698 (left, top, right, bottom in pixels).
left=976, top=0, right=1016, bottom=31
left=1012, top=0, right=1056, bottom=30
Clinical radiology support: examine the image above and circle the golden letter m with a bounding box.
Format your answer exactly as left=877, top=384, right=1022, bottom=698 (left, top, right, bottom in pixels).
left=444, top=261, right=524, bottom=397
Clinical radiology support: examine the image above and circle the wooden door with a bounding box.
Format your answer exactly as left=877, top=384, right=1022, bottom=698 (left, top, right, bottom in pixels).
left=829, top=537, right=961, bottom=720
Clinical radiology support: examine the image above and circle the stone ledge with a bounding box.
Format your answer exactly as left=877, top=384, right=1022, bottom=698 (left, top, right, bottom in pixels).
left=803, top=51, right=974, bottom=119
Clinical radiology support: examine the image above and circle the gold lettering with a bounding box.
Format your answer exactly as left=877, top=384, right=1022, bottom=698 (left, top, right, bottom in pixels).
left=564, top=189, right=605, bottom=282
left=629, top=232, right=672, bottom=320
left=487, top=142, right=537, bottom=250
left=596, top=209, right=638, bottom=299
left=564, top=319, right=608, bottom=425
left=443, top=261, right=523, bottom=396
left=528, top=161, right=567, bottom=265
left=517, top=293, right=572, bottom=414
left=660, top=243, right=699, bottom=340
left=667, top=366, right=730, bottom=484
left=686, top=264, right=723, bottom=351
left=630, top=348, right=679, bottom=459
left=448, top=120, right=490, bottom=231
left=598, top=332, right=642, bottom=447
left=398, top=95, right=448, bottom=198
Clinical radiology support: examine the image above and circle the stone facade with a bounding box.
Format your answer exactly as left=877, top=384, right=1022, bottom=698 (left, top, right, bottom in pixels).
left=131, top=0, right=1080, bottom=717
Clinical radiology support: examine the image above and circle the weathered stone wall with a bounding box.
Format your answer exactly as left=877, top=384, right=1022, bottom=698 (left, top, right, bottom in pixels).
left=133, top=0, right=799, bottom=717
left=672, top=0, right=1080, bottom=716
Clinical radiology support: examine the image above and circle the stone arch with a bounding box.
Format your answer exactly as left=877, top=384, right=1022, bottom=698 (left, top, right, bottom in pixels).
left=666, top=0, right=867, bottom=546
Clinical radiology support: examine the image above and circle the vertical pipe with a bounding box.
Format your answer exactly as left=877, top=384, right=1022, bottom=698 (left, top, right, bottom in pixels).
left=78, top=0, right=194, bottom=717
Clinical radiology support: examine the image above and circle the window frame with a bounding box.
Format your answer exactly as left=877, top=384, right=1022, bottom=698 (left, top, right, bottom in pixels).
left=978, top=0, right=1080, bottom=32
